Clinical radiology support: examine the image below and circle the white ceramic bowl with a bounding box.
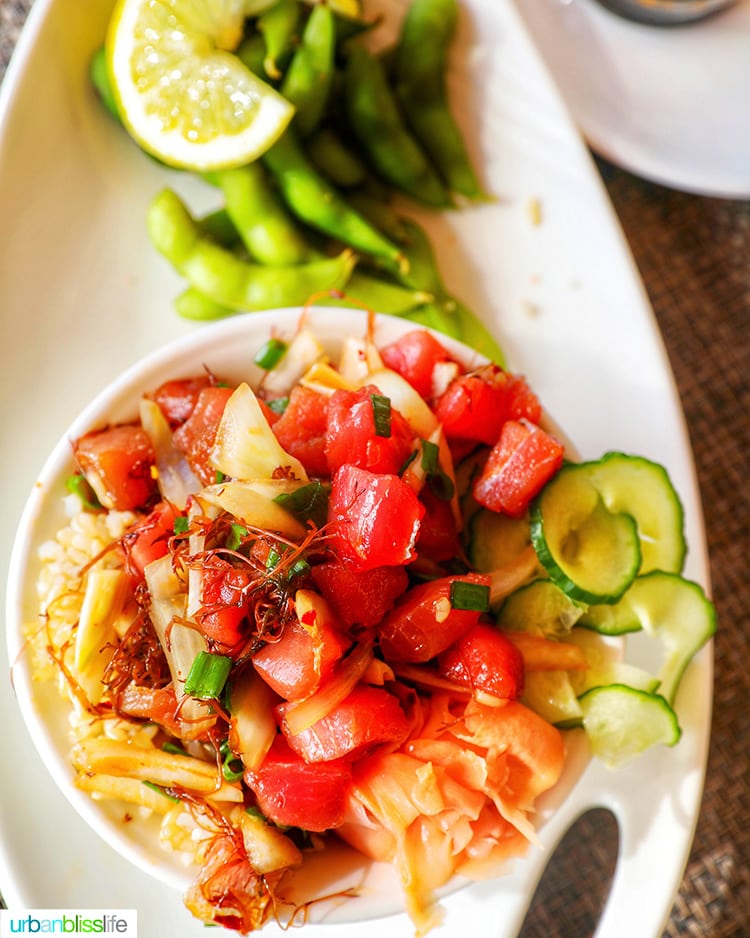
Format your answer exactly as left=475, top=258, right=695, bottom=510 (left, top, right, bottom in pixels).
left=5, top=306, right=585, bottom=926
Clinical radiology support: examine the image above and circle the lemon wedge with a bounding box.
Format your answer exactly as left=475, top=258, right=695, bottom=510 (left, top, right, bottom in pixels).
left=106, top=0, right=294, bottom=170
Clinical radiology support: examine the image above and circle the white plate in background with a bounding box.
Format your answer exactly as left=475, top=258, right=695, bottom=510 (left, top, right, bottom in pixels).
left=516, top=0, right=750, bottom=197
left=0, top=1, right=712, bottom=936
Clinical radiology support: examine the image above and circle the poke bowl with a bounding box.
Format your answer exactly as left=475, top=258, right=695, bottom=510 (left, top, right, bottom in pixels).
left=5, top=305, right=711, bottom=934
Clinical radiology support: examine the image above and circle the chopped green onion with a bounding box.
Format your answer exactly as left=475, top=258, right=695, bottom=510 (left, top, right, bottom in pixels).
left=421, top=439, right=440, bottom=475
left=184, top=651, right=232, bottom=700
left=371, top=393, right=392, bottom=438
left=222, top=753, right=245, bottom=782
left=289, top=558, right=311, bottom=579
left=274, top=481, right=330, bottom=528
left=450, top=580, right=490, bottom=612
left=399, top=450, right=418, bottom=475
left=215, top=469, right=226, bottom=484
left=173, top=515, right=190, bottom=536
left=266, top=546, right=282, bottom=570
left=161, top=741, right=188, bottom=756
left=266, top=396, right=289, bottom=415
left=65, top=473, right=102, bottom=511
left=142, top=780, right=180, bottom=802
left=218, top=737, right=244, bottom=782
left=226, top=522, right=248, bottom=551
left=421, top=439, right=455, bottom=500
left=254, top=337, right=288, bottom=370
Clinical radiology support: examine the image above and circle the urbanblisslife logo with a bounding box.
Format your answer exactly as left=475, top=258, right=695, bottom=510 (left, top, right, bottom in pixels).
left=0, top=911, right=137, bottom=936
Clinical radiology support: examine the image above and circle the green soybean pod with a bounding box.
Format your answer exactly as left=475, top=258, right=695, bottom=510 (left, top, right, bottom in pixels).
left=281, top=3, right=336, bottom=139
left=147, top=188, right=356, bottom=312
left=391, top=218, right=506, bottom=365
left=263, top=130, right=406, bottom=268
left=236, top=34, right=268, bottom=81
left=306, top=127, right=369, bottom=188
left=392, top=0, right=486, bottom=200
left=195, top=208, right=241, bottom=248
left=448, top=297, right=506, bottom=365
left=258, top=0, right=301, bottom=80
left=208, top=163, right=314, bottom=265
left=174, top=287, right=236, bottom=321
left=343, top=42, right=451, bottom=209
left=346, top=185, right=408, bottom=243
left=327, top=271, right=433, bottom=315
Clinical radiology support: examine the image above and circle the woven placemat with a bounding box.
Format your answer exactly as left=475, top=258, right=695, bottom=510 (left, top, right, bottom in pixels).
left=1, top=2, right=746, bottom=936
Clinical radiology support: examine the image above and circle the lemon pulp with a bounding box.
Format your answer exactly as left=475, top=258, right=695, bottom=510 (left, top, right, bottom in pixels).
left=107, top=0, right=294, bottom=170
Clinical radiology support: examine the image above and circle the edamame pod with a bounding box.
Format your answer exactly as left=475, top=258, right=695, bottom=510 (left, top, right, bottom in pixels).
left=306, top=127, right=369, bottom=188
left=236, top=34, right=268, bottom=81
left=263, top=130, right=406, bottom=268
left=208, top=163, right=314, bottom=265
left=391, top=219, right=506, bottom=365
left=327, top=271, right=433, bottom=314
left=281, top=3, right=336, bottom=138
left=346, top=185, right=408, bottom=242
left=174, top=287, right=236, bottom=321
left=392, top=0, right=486, bottom=200
left=196, top=208, right=240, bottom=248
left=258, top=0, right=301, bottom=80
left=343, top=43, right=451, bottom=208
left=175, top=270, right=430, bottom=321
left=147, top=188, right=355, bottom=312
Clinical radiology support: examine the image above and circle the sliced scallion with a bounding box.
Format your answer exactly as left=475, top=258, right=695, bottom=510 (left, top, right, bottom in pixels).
left=421, top=439, right=440, bottom=475
left=450, top=580, right=490, bottom=612
left=289, top=558, right=311, bottom=579
left=421, top=439, right=455, bottom=500
left=161, top=741, right=188, bottom=756
left=371, top=393, right=392, bottom=438
left=254, top=337, right=289, bottom=371
left=184, top=651, right=232, bottom=700
left=142, top=780, right=180, bottom=802
left=266, top=396, right=289, bottom=415
left=65, top=473, right=102, bottom=511
left=219, top=737, right=245, bottom=782
left=226, top=522, right=248, bottom=551
left=274, top=481, right=330, bottom=528
left=173, top=515, right=190, bottom=536
left=266, top=546, right=282, bottom=570
left=222, top=753, right=245, bottom=782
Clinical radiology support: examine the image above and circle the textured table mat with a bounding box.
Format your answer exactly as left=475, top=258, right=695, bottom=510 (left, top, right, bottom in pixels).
left=1, top=2, right=747, bottom=936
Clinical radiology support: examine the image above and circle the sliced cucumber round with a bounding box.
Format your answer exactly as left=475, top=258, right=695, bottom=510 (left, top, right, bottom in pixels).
left=529, top=463, right=642, bottom=604
left=567, top=628, right=660, bottom=697
left=627, top=571, right=714, bottom=704
left=496, top=578, right=586, bottom=639
left=468, top=509, right=532, bottom=573
left=522, top=671, right=582, bottom=728
left=578, top=591, right=647, bottom=636
left=579, top=684, right=681, bottom=768
left=580, top=452, right=686, bottom=575
left=578, top=571, right=715, bottom=703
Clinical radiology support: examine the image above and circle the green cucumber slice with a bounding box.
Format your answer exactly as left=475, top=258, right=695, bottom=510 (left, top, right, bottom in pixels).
left=496, top=578, right=586, bottom=639
left=577, top=594, right=644, bottom=636
left=529, top=463, right=642, bottom=604
left=577, top=571, right=715, bottom=702
left=522, top=671, right=582, bottom=728
left=469, top=509, right=532, bottom=573
left=615, top=571, right=713, bottom=703
left=579, top=684, right=681, bottom=768
left=579, top=452, right=686, bottom=575
left=567, top=628, right=660, bottom=696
